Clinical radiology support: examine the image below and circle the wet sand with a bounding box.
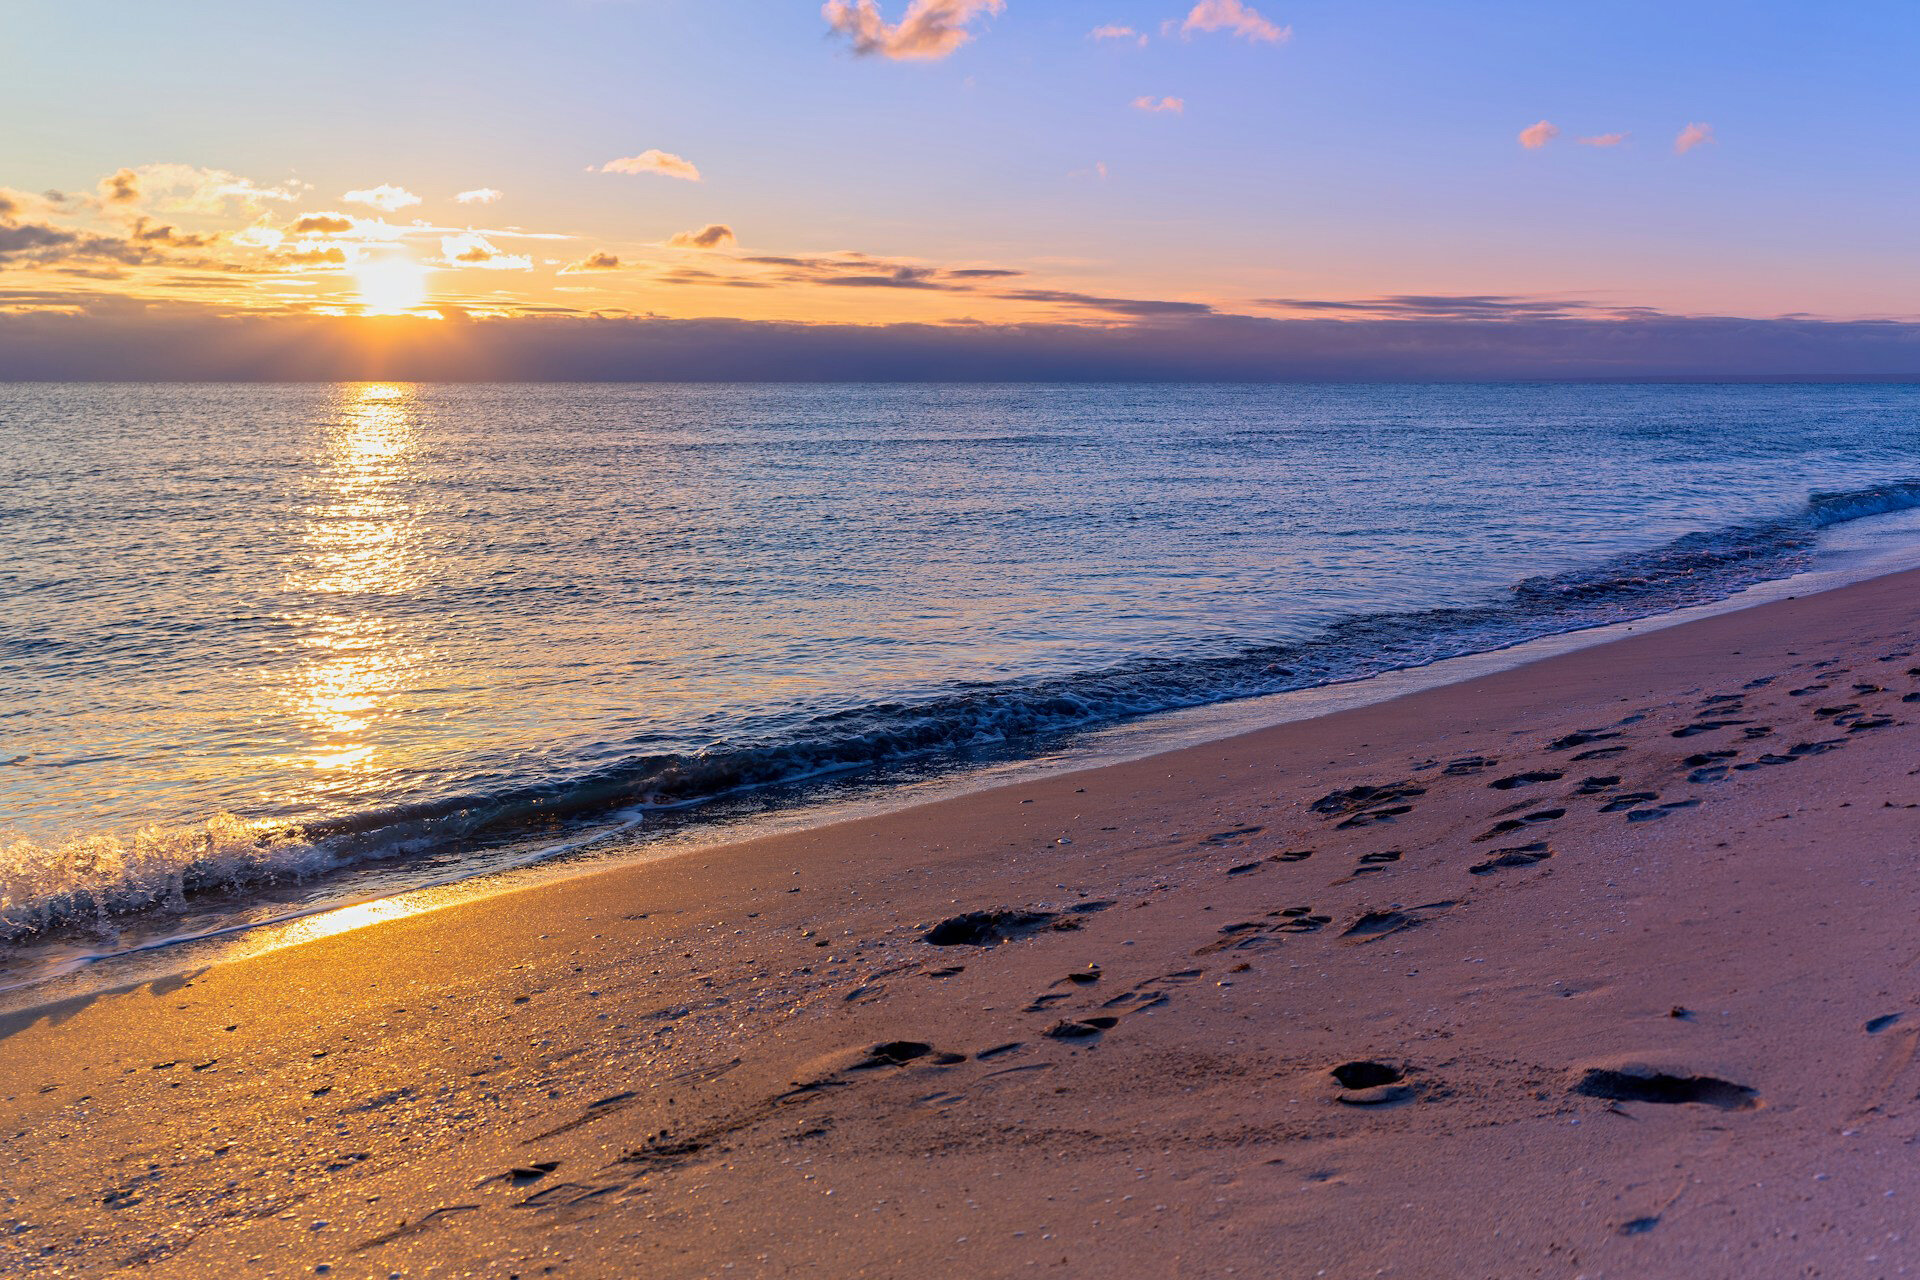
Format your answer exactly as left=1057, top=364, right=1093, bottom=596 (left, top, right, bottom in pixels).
left=8, top=569, right=1920, bottom=1277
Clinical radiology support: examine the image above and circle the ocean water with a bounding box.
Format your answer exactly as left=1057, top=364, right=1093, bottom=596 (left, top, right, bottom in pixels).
left=6, top=382, right=1920, bottom=973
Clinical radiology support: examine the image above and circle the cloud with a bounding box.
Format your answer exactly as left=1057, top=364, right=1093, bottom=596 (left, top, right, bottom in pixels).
left=99, top=168, right=141, bottom=205
left=596, top=150, right=702, bottom=181
left=1579, top=132, right=1628, bottom=147
left=277, top=246, right=348, bottom=267
left=454, top=188, right=503, bottom=205
left=1181, top=0, right=1290, bottom=43
left=344, top=184, right=422, bottom=212
left=127, top=164, right=302, bottom=215
left=1002, top=288, right=1214, bottom=317
left=815, top=265, right=955, bottom=290
left=1675, top=122, right=1715, bottom=154
left=1518, top=119, right=1559, bottom=149
left=287, top=213, right=355, bottom=235
left=1257, top=293, right=1651, bottom=320
left=668, top=223, right=736, bottom=249
left=0, top=221, right=153, bottom=268
left=1091, top=24, right=1146, bottom=45
left=822, top=0, right=1004, bottom=60
left=439, top=233, right=532, bottom=270
left=128, top=217, right=215, bottom=248
left=1132, top=95, right=1185, bottom=114
left=560, top=251, right=623, bottom=273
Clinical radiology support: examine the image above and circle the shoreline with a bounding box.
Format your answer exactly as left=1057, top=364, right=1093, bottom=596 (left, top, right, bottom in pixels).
left=9, top=565, right=1920, bottom=1274
left=12, top=526, right=1920, bottom=1008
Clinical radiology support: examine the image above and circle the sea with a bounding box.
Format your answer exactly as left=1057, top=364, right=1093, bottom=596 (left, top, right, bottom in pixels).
left=6, top=382, right=1920, bottom=993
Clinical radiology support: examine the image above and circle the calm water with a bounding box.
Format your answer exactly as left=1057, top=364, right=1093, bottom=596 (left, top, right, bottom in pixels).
left=5, top=382, right=1920, bottom=959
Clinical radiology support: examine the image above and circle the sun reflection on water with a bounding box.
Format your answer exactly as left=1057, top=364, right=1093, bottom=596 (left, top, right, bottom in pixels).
left=274, top=384, right=427, bottom=791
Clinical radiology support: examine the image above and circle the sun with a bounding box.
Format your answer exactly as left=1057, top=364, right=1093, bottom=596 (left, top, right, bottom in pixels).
left=350, top=253, right=429, bottom=315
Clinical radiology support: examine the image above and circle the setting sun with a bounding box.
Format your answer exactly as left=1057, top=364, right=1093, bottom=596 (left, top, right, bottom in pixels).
left=350, top=253, right=428, bottom=315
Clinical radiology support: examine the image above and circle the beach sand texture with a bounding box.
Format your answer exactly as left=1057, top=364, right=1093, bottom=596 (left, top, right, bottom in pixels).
left=7, top=568, right=1920, bottom=1277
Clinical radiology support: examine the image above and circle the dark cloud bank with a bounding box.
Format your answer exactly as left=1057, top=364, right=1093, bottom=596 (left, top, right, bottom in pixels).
left=0, top=306, right=1916, bottom=381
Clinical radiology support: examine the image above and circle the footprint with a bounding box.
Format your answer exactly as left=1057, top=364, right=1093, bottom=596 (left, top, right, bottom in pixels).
left=1850, top=717, right=1895, bottom=732
left=1472, top=808, right=1563, bottom=842
left=1599, top=791, right=1660, bottom=813
left=1330, top=1060, right=1414, bottom=1107
left=1572, top=1066, right=1757, bottom=1111
left=1627, top=798, right=1699, bottom=822
left=1672, top=719, right=1749, bottom=738
left=1442, top=755, right=1499, bottom=776
left=1310, top=781, right=1426, bottom=818
left=1202, top=825, right=1264, bottom=846
left=1470, top=842, right=1551, bottom=875
left=1269, top=849, right=1314, bottom=863
left=1339, top=900, right=1454, bottom=943
left=1272, top=907, right=1332, bottom=933
left=924, top=901, right=1113, bottom=946
left=1337, top=806, right=1411, bottom=830
left=1549, top=730, right=1621, bottom=752
left=1358, top=850, right=1402, bottom=864
left=1571, top=745, right=1628, bottom=761
left=1489, top=770, right=1565, bottom=790
left=1575, top=775, right=1621, bottom=794
left=1100, top=989, right=1170, bottom=1014
left=1733, top=754, right=1797, bottom=770
left=1045, top=1016, right=1118, bottom=1040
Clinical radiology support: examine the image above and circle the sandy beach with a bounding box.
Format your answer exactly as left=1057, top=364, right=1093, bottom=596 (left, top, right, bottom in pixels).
left=8, top=567, right=1920, bottom=1277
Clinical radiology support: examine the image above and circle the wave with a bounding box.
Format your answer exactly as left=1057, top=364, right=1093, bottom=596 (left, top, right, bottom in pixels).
left=9, top=478, right=1920, bottom=945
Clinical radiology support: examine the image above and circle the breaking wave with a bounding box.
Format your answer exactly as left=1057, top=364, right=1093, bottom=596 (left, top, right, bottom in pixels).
left=8, top=479, right=1920, bottom=945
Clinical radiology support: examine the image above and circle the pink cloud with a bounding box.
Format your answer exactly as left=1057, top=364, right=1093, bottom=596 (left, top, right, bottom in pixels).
left=1578, top=132, right=1627, bottom=147
left=596, top=150, right=702, bottom=182
left=1181, top=0, right=1290, bottom=43
left=1091, top=24, right=1147, bottom=46
left=1675, top=122, right=1715, bottom=154
left=822, top=0, right=1004, bottom=60
left=1517, top=119, right=1560, bottom=150
left=1132, top=95, right=1185, bottom=114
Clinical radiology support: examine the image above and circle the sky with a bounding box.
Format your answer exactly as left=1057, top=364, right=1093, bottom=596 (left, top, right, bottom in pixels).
left=2, top=0, right=1918, bottom=377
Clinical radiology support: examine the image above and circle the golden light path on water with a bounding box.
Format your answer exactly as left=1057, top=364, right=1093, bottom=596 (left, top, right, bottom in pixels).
left=272, top=383, right=427, bottom=805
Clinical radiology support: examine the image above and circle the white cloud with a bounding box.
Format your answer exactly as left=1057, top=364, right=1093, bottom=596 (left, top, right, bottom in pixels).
left=823, top=0, right=1004, bottom=60
left=128, top=164, right=303, bottom=215
left=595, top=150, right=702, bottom=182
left=344, top=184, right=423, bottom=213
left=455, top=188, right=503, bottom=205
left=440, top=233, right=531, bottom=270
left=1181, top=0, right=1290, bottom=43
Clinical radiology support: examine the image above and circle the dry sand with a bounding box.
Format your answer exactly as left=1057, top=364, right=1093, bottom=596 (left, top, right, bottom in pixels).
left=8, top=570, right=1920, bottom=1278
